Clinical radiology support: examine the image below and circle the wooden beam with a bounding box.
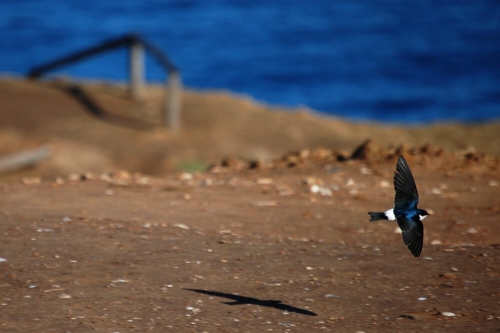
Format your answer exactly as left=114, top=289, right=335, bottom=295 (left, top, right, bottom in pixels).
left=0, top=146, right=51, bottom=174
left=163, top=71, right=182, bottom=133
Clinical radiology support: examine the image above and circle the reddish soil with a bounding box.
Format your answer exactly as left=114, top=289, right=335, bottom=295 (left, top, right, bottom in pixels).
left=0, top=78, right=499, bottom=332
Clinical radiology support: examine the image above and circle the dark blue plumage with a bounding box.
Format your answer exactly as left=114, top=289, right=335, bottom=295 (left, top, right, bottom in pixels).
left=368, top=155, right=429, bottom=257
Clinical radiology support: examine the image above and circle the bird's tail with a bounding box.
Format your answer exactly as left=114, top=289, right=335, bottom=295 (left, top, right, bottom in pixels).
left=368, top=212, right=388, bottom=222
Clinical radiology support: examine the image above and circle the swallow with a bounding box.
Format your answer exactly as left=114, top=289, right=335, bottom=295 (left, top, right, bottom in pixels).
left=368, top=155, right=429, bottom=257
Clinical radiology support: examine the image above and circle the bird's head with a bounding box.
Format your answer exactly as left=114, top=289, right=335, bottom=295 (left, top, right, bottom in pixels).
left=418, top=209, right=430, bottom=220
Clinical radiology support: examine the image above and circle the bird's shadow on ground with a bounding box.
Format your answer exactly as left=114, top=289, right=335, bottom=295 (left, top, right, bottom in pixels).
left=185, top=288, right=318, bottom=316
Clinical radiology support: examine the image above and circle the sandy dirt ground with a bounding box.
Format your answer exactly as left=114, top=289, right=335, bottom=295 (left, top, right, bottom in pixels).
left=0, top=78, right=499, bottom=332
left=1, top=78, right=500, bottom=180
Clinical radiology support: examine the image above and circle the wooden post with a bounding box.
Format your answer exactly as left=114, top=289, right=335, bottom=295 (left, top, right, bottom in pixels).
left=163, top=71, right=182, bottom=133
left=0, top=146, right=51, bottom=174
left=129, top=41, right=144, bottom=100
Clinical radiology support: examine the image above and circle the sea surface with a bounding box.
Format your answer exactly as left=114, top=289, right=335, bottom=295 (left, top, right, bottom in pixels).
left=1, top=1, right=499, bottom=124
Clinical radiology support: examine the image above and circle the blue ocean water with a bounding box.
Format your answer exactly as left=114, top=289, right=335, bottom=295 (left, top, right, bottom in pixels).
left=0, top=1, right=499, bottom=124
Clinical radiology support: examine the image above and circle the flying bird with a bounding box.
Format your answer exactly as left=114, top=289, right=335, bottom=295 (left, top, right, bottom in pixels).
left=368, top=155, right=429, bottom=257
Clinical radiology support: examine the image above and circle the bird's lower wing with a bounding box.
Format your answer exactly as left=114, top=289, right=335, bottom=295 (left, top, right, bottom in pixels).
left=398, top=218, right=424, bottom=257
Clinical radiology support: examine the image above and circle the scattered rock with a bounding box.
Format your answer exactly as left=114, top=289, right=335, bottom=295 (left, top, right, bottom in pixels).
left=299, top=149, right=310, bottom=160
left=335, top=150, right=351, bottom=161
left=199, top=178, right=213, bottom=186
left=222, top=157, right=248, bottom=170
left=178, top=172, right=193, bottom=180
left=112, top=170, right=132, bottom=180
left=135, top=175, right=150, bottom=185
left=432, top=188, right=442, bottom=194
left=420, top=144, right=443, bottom=156
left=249, top=160, right=270, bottom=170
left=346, top=178, right=355, bottom=187
left=302, top=177, right=323, bottom=186
left=173, top=223, right=190, bottom=230
left=439, top=312, right=456, bottom=317
left=359, top=166, right=372, bottom=175
left=466, top=227, right=478, bottom=234
left=54, top=177, right=65, bottom=184
left=256, top=178, right=273, bottom=185
left=22, top=177, right=41, bottom=185
left=67, top=174, right=80, bottom=182
left=310, top=148, right=332, bottom=160
left=379, top=180, right=390, bottom=188
left=310, top=185, right=332, bottom=196
left=395, top=143, right=411, bottom=156
left=80, top=172, right=95, bottom=180
left=440, top=272, right=458, bottom=279
left=351, top=139, right=381, bottom=160
left=399, top=313, right=422, bottom=320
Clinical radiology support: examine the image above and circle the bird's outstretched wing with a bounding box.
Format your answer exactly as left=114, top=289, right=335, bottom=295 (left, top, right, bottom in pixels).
left=397, top=217, right=424, bottom=257
left=393, top=156, right=419, bottom=212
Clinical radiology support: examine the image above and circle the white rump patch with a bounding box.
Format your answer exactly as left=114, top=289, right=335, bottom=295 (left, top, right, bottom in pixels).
left=384, top=208, right=396, bottom=220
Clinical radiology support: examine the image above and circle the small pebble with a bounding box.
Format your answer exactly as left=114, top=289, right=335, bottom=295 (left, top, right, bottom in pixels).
left=379, top=180, right=390, bottom=188
left=310, top=185, right=332, bottom=196
left=22, top=177, right=41, bottom=185
left=67, top=174, right=80, bottom=182
left=360, top=167, right=372, bottom=175
left=303, top=177, right=323, bottom=186
left=37, top=228, right=53, bottom=233
left=199, top=179, right=213, bottom=186
left=441, top=272, right=457, bottom=279
left=54, top=177, right=65, bottom=184
left=346, top=178, right=355, bottom=186
left=256, top=178, right=273, bottom=185
left=179, top=173, right=193, bottom=180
